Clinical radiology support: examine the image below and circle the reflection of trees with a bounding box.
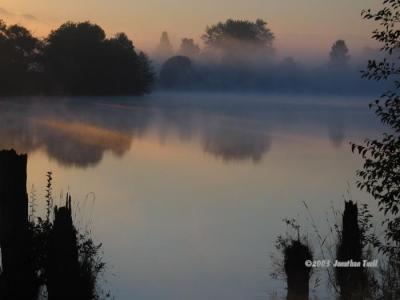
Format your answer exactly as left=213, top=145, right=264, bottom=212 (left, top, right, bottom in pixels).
left=202, top=125, right=271, bottom=163
left=0, top=104, right=42, bottom=153
left=325, top=114, right=346, bottom=148
left=37, top=119, right=132, bottom=168
left=45, top=138, right=104, bottom=168
left=150, top=106, right=272, bottom=163
left=328, top=125, right=345, bottom=148
left=0, top=101, right=151, bottom=168
left=0, top=95, right=366, bottom=167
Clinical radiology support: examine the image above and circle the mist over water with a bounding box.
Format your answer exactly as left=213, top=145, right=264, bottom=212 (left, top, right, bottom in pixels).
left=0, top=93, right=382, bottom=167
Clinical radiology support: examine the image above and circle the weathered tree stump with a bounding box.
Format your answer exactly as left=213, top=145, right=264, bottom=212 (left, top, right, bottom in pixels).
left=47, top=194, right=80, bottom=300
left=0, top=149, right=36, bottom=299
left=336, top=200, right=366, bottom=299
left=0, top=149, right=99, bottom=300
left=284, top=240, right=312, bottom=300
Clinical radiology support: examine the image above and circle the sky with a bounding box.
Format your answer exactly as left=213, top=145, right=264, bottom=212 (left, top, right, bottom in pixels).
left=0, top=0, right=381, bottom=61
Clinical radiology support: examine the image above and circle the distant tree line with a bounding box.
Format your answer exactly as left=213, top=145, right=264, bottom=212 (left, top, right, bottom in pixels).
left=156, top=19, right=385, bottom=94
left=0, top=20, right=154, bottom=96
left=154, top=19, right=275, bottom=64
left=0, top=16, right=386, bottom=96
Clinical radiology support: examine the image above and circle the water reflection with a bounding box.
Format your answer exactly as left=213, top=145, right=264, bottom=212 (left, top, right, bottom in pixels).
left=37, top=119, right=132, bottom=167
left=202, top=123, right=271, bottom=163
left=0, top=94, right=379, bottom=168
left=0, top=100, right=149, bottom=167
left=328, top=124, right=346, bottom=148
left=0, top=93, right=383, bottom=300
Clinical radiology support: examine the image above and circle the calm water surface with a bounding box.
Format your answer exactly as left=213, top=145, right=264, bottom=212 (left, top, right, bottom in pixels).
left=0, top=93, right=382, bottom=299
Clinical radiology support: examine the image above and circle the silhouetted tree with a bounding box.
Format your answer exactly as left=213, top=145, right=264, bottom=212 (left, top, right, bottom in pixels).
left=159, top=55, right=195, bottom=89
left=42, top=21, right=154, bottom=95
left=154, top=31, right=174, bottom=62
left=42, top=21, right=106, bottom=94
left=330, top=40, right=350, bottom=67
left=179, top=38, right=200, bottom=58
left=102, top=32, right=154, bottom=94
left=352, top=0, right=400, bottom=256
left=0, top=19, right=42, bottom=94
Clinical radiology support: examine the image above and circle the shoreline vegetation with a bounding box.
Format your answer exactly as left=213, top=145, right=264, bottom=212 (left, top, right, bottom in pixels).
left=0, top=149, right=108, bottom=300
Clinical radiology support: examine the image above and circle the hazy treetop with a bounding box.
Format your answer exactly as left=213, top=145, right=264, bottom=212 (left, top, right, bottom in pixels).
left=330, top=39, right=350, bottom=66
left=202, top=19, right=274, bottom=50
left=179, top=38, right=200, bottom=58
left=154, top=31, right=174, bottom=60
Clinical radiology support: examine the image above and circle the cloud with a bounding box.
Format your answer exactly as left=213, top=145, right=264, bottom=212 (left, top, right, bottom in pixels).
left=0, top=7, right=13, bottom=16
left=0, top=6, right=39, bottom=22
left=21, top=14, right=38, bottom=21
